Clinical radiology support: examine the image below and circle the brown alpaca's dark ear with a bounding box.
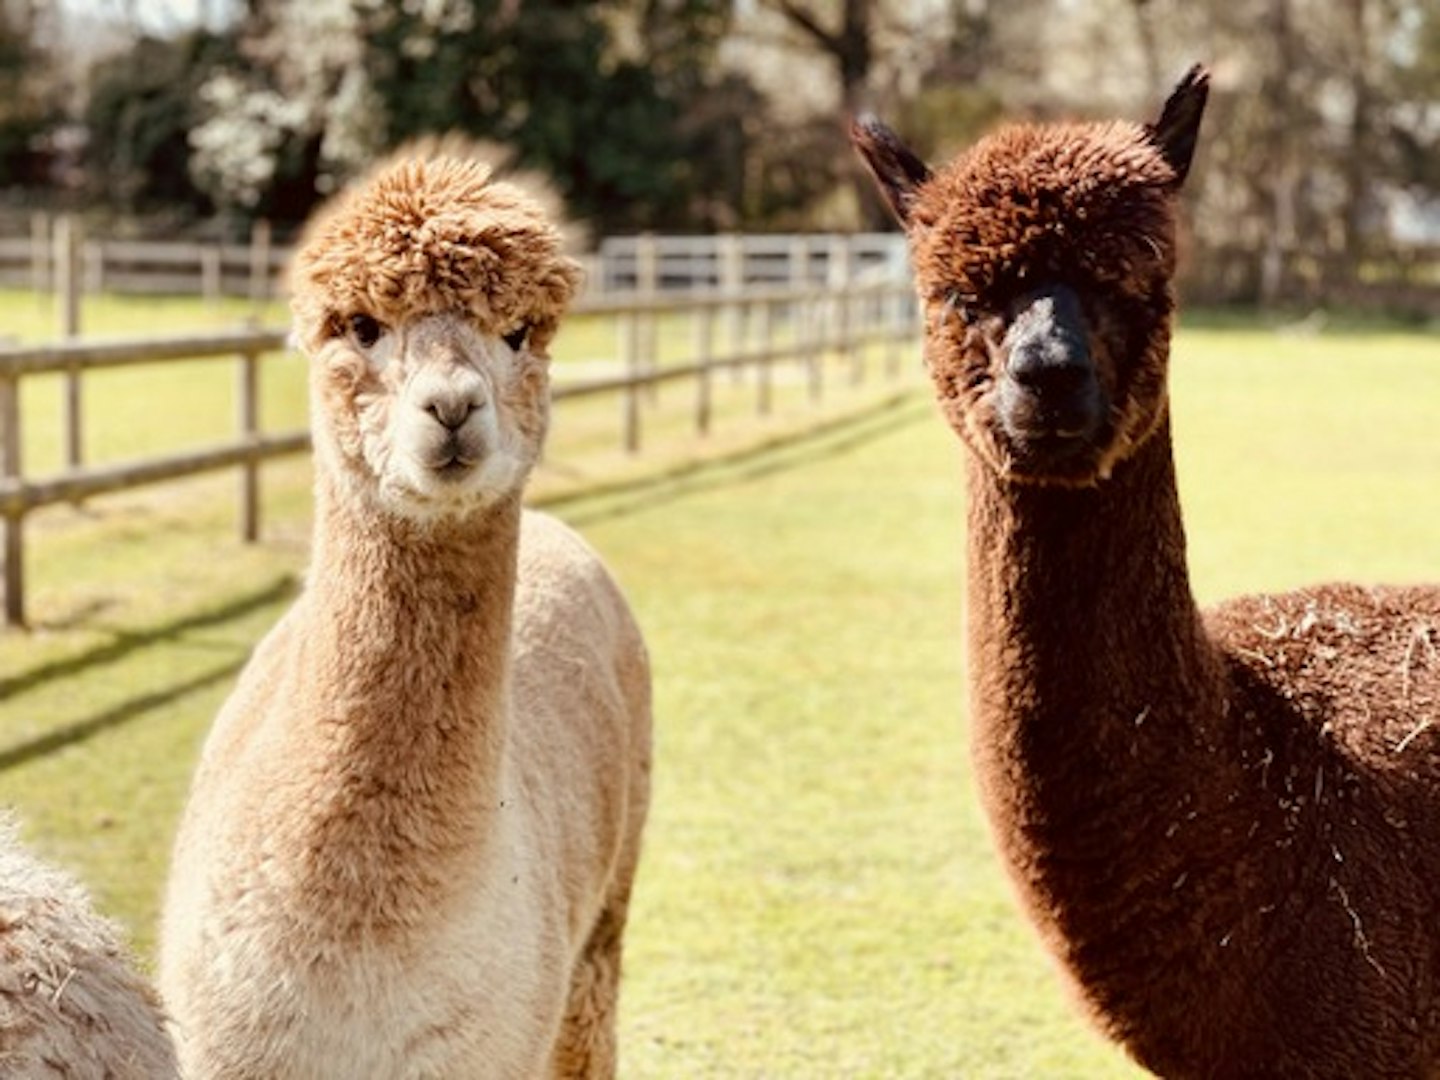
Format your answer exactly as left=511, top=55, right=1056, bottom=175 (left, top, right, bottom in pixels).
left=850, top=114, right=932, bottom=227
left=1148, top=64, right=1210, bottom=186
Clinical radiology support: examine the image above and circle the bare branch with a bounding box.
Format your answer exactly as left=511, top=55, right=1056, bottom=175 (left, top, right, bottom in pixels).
left=760, top=0, right=842, bottom=54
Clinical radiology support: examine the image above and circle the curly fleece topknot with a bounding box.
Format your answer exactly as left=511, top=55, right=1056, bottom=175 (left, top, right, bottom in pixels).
left=910, top=120, right=1179, bottom=307
left=289, top=154, right=582, bottom=353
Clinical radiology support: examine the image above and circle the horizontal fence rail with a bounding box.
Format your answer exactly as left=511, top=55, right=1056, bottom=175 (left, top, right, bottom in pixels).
left=0, top=276, right=919, bottom=627
left=5, top=215, right=1436, bottom=318
left=0, top=216, right=284, bottom=315
left=0, top=216, right=911, bottom=317
left=593, top=233, right=909, bottom=293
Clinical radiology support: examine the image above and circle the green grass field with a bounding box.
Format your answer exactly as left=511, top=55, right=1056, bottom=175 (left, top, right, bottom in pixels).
left=1, top=301, right=1438, bottom=1077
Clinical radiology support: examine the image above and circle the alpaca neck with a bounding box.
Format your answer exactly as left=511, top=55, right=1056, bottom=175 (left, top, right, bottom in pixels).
left=965, top=414, right=1228, bottom=854
left=306, top=475, right=519, bottom=771
left=290, top=473, right=521, bottom=923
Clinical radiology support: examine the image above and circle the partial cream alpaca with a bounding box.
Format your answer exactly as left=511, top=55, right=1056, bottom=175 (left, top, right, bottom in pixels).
left=159, top=152, right=652, bottom=1079
left=0, top=818, right=178, bottom=1078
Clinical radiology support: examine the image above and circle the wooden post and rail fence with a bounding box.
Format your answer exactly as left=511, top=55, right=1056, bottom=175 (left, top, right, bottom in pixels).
left=0, top=275, right=918, bottom=628
left=4, top=216, right=910, bottom=310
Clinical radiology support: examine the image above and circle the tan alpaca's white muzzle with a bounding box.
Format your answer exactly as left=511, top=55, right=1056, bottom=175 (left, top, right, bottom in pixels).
left=373, top=315, right=537, bottom=518
left=407, top=363, right=491, bottom=478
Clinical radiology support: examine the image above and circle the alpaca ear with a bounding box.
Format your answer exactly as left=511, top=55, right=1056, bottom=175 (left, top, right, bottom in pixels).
left=850, top=114, right=932, bottom=228
left=1148, top=64, right=1210, bottom=186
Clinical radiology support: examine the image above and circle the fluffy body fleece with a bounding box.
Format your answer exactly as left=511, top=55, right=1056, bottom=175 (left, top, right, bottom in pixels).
left=0, top=819, right=177, bottom=1079
left=855, top=68, right=1440, bottom=1078
left=160, top=153, right=651, bottom=1079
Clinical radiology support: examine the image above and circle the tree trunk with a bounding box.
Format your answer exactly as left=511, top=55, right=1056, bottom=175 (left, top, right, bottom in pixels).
left=1339, top=0, right=1374, bottom=285
left=763, top=0, right=889, bottom=227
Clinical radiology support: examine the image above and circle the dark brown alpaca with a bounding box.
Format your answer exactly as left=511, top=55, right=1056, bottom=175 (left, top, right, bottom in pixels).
left=854, top=67, right=1440, bottom=1078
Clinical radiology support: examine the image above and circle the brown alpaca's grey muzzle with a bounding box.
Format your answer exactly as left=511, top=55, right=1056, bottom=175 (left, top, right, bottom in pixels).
left=996, top=283, right=1108, bottom=461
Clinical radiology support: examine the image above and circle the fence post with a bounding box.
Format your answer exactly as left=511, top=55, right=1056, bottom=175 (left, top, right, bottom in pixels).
left=54, top=215, right=83, bottom=473
left=594, top=236, right=619, bottom=293
left=636, top=233, right=659, bottom=403
left=203, top=248, right=223, bottom=309
left=720, top=233, right=746, bottom=383
left=828, top=235, right=859, bottom=385
left=249, top=218, right=272, bottom=310
left=1, top=369, right=23, bottom=627
left=29, top=211, right=49, bottom=301
left=693, top=305, right=713, bottom=437
left=788, top=236, right=809, bottom=393
left=788, top=234, right=810, bottom=290
left=806, top=294, right=824, bottom=404
left=237, top=350, right=260, bottom=542
left=885, top=285, right=907, bottom=378
left=621, top=311, right=641, bottom=453
left=83, top=240, right=104, bottom=295
left=755, top=299, right=773, bottom=417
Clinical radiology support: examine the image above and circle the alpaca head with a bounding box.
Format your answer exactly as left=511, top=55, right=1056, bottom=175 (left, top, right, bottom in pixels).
left=853, top=66, right=1208, bottom=486
left=290, top=151, right=582, bottom=521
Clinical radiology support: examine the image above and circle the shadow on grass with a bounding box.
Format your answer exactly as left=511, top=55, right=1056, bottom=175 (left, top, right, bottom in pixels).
left=0, top=574, right=296, bottom=704
left=540, top=391, right=928, bottom=529
left=0, top=659, right=245, bottom=773
left=0, top=394, right=927, bottom=770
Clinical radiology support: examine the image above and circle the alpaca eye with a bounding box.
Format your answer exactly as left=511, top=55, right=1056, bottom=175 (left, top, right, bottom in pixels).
left=943, top=291, right=980, bottom=325
left=503, top=324, right=530, bottom=352
left=348, top=314, right=385, bottom=349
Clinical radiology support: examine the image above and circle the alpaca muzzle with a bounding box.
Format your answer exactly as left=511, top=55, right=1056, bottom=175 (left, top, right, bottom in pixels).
left=404, top=339, right=493, bottom=478
left=997, top=284, right=1107, bottom=455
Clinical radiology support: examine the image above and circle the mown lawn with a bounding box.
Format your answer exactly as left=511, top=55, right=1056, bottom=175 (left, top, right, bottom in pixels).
left=1, top=309, right=1438, bottom=1077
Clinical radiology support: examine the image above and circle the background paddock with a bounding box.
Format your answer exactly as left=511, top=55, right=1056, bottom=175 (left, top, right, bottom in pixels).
left=1, top=305, right=1436, bottom=1076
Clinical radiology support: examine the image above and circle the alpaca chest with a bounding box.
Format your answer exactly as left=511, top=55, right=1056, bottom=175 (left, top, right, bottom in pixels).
left=184, top=886, right=576, bottom=1080
left=284, top=913, right=573, bottom=1079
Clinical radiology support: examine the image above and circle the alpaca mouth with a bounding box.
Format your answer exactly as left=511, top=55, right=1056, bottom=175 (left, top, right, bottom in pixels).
left=425, top=445, right=482, bottom=480
left=431, top=457, right=475, bottom=480
left=1005, top=408, right=1098, bottom=444
left=994, top=387, right=1111, bottom=482
left=997, top=383, right=1107, bottom=458
left=424, top=433, right=483, bottom=480
left=1008, top=431, right=1098, bottom=475
left=420, top=446, right=480, bottom=483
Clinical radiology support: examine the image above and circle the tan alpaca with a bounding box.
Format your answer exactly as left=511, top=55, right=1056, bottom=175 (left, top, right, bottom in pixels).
left=0, top=818, right=178, bottom=1079
left=159, top=153, right=652, bottom=1079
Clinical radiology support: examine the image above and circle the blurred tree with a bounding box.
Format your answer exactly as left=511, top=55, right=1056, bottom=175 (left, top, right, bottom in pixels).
left=52, top=0, right=1436, bottom=282
left=755, top=0, right=900, bottom=225
left=177, top=0, right=762, bottom=230
left=890, top=0, right=1034, bottom=163
left=187, top=0, right=368, bottom=222
left=1179, top=0, right=1436, bottom=302
left=0, top=0, right=62, bottom=189
left=759, top=0, right=874, bottom=116
left=356, top=0, right=707, bottom=230
left=740, top=0, right=1020, bottom=226
left=85, top=30, right=237, bottom=216
left=632, top=0, right=756, bottom=227
left=1391, top=2, right=1440, bottom=197
left=980, top=0, right=1438, bottom=306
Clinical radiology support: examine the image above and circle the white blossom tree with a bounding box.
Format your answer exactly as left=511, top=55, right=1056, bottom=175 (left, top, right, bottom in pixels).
left=188, top=0, right=379, bottom=212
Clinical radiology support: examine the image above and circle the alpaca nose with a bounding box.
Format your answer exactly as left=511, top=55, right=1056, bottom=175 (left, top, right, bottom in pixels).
left=1007, top=336, right=1093, bottom=396
left=1005, top=285, right=1093, bottom=391
left=424, top=392, right=480, bottom=431
left=413, top=369, right=488, bottom=431
left=1001, top=285, right=1105, bottom=439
